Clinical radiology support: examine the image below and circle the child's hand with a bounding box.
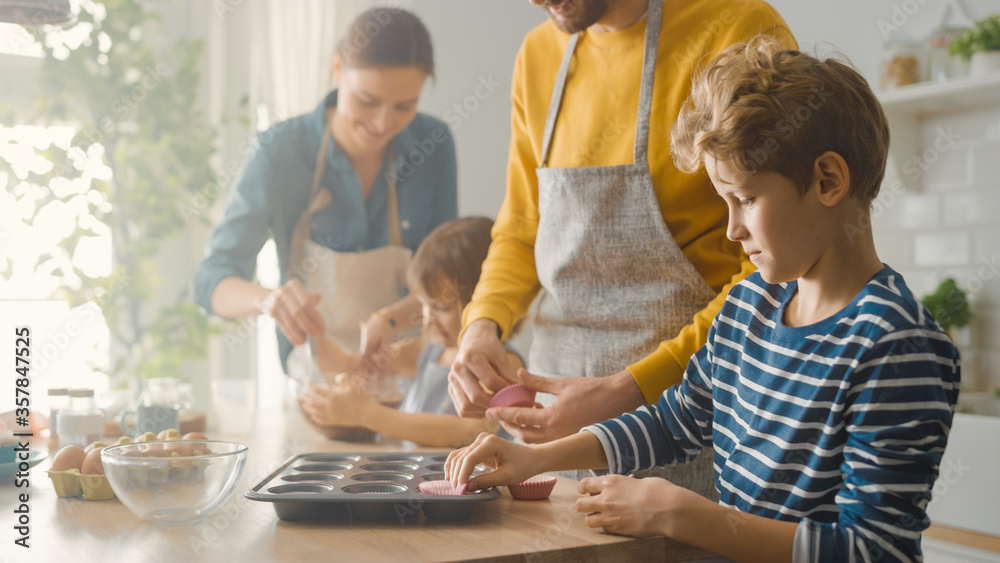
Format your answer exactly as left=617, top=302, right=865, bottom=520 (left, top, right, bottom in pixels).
left=298, top=379, right=373, bottom=427
left=575, top=475, right=697, bottom=538
left=444, top=432, right=541, bottom=491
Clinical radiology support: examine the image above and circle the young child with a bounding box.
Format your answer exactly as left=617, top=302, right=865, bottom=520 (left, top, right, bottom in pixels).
left=298, top=217, right=524, bottom=447
left=445, top=37, right=959, bottom=563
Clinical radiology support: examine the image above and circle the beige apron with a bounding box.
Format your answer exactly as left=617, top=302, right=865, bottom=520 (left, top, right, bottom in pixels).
left=286, top=118, right=412, bottom=385
left=531, top=0, right=718, bottom=499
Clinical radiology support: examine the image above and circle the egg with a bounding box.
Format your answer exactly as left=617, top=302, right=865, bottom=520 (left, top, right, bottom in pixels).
left=51, top=445, right=86, bottom=471
left=182, top=432, right=208, bottom=441
left=115, top=436, right=132, bottom=445
left=84, top=441, right=107, bottom=453
left=81, top=447, right=105, bottom=475
left=157, top=428, right=181, bottom=441
left=136, top=432, right=157, bottom=442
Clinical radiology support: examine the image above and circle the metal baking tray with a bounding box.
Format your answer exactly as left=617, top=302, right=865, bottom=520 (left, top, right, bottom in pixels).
left=245, top=452, right=499, bottom=522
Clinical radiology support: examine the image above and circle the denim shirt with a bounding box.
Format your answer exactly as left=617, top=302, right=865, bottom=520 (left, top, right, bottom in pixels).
left=192, top=90, right=458, bottom=371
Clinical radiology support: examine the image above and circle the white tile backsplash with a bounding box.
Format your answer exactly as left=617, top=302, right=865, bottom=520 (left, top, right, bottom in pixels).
left=971, top=143, right=1000, bottom=183
left=915, top=150, right=969, bottom=189
left=941, top=188, right=1000, bottom=226
left=914, top=233, right=971, bottom=267
left=894, top=194, right=940, bottom=228
left=881, top=101, right=1000, bottom=391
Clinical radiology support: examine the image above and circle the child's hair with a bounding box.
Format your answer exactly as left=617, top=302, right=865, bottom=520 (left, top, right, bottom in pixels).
left=671, top=34, right=890, bottom=205
left=407, top=217, right=494, bottom=310
left=336, top=7, right=434, bottom=78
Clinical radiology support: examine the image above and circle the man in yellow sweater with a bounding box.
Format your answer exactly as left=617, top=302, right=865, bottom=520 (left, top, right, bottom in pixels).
left=449, top=0, right=796, bottom=494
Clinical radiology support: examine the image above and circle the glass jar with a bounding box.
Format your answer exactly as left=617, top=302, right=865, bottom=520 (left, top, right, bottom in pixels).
left=881, top=40, right=923, bottom=89
left=56, top=389, right=105, bottom=448
left=927, top=26, right=967, bottom=82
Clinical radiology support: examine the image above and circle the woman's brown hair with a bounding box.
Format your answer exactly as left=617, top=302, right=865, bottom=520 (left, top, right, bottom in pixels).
left=336, top=7, right=434, bottom=78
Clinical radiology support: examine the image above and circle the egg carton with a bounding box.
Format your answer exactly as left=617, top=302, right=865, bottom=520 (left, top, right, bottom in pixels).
left=245, top=452, right=499, bottom=522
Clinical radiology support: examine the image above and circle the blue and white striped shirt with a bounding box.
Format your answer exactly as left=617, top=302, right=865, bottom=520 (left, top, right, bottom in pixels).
left=584, top=266, right=959, bottom=563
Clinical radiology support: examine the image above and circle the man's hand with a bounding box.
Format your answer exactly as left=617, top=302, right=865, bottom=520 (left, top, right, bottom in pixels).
left=260, top=279, right=324, bottom=346
left=448, top=319, right=519, bottom=418
left=486, top=368, right=646, bottom=443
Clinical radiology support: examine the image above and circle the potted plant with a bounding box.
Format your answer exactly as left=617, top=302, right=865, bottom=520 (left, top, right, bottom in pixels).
left=922, top=278, right=972, bottom=338
left=949, top=13, right=1000, bottom=75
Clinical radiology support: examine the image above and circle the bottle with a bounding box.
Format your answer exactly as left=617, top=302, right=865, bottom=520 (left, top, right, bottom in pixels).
left=47, top=388, right=69, bottom=449
left=56, top=389, right=105, bottom=449
left=881, top=38, right=923, bottom=90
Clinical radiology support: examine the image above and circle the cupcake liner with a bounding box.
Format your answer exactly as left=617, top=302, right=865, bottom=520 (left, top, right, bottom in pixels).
left=507, top=474, right=556, bottom=500
left=79, top=473, right=115, bottom=501
left=488, top=384, right=536, bottom=409
left=418, top=480, right=468, bottom=496
left=47, top=469, right=82, bottom=497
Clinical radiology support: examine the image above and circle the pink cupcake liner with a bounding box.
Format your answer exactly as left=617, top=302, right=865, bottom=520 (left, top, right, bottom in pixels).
left=508, top=474, right=556, bottom=500
left=488, top=384, right=536, bottom=409
left=418, top=480, right=468, bottom=496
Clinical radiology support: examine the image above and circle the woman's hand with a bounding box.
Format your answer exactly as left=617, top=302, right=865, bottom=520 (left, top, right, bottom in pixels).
left=575, top=475, right=690, bottom=538
left=298, top=379, right=373, bottom=427
left=444, top=432, right=541, bottom=491
left=260, top=279, right=325, bottom=346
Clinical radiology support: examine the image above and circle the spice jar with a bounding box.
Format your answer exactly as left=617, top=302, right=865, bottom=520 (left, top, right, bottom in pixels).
left=881, top=39, right=923, bottom=89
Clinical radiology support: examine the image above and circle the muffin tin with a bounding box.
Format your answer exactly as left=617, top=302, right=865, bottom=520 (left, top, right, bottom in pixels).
left=245, top=452, right=499, bottom=522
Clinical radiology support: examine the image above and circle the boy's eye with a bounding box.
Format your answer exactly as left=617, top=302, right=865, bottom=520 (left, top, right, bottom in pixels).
left=740, top=197, right=754, bottom=207
left=396, top=104, right=416, bottom=112
left=359, top=99, right=378, bottom=107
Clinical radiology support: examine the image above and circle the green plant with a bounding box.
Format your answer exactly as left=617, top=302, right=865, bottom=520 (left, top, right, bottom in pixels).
left=0, top=0, right=226, bottom=387
left=949, top=13, right=1000, bottom=61
left=921, top=278, right=972, bottom=334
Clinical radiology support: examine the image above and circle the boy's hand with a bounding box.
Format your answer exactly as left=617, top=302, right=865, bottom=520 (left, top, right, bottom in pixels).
left=575, top=475, right=691, bottom=538
left=298, top=380, right=373, bottom=427
left=444, top=432, right=541, bottom=491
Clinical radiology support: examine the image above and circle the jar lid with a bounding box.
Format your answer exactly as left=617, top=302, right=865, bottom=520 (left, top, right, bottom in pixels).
left=67, top=388, right=94, bottom=398
left=47, top=388, right=69, bottom=396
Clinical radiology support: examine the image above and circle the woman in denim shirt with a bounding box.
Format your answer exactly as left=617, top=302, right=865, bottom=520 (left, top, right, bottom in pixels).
left=193, top=8, right=457, bottom=379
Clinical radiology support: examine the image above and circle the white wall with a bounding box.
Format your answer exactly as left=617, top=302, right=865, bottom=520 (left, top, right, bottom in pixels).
left=405, top=1, right=545, bottom=217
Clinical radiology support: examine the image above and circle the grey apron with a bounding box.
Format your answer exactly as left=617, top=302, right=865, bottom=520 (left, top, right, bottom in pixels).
left=530, top=0, right=718, bottom=499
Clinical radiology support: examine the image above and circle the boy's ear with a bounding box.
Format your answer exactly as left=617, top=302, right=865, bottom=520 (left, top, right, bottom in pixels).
left=812, top=151, right=851, bottom=207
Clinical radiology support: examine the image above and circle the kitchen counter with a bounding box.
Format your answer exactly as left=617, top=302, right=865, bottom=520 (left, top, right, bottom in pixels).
left=1, top=406, right=719, bottom=563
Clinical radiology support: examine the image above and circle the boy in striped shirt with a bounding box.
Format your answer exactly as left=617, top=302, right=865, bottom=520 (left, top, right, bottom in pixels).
left=446, top=35, right=960, bottom=563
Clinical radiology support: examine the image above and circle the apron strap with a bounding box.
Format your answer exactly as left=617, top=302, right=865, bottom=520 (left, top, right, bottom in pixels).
left=385, top=144, right=402, bottom=247
left=291, top=118, right=403, bottom=278
left=633, top=0, right=661, bottom=166
left=539, top=33, right=580, bottom=168
left=538, top=0, right=662, bottom=168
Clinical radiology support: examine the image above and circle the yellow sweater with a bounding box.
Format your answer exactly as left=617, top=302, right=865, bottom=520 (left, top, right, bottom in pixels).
left=463, top=0, right=797, bottom=403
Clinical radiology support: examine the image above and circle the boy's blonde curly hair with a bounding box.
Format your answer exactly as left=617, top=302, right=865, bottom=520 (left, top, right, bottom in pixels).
left=671, top=34, right=890, bottom=204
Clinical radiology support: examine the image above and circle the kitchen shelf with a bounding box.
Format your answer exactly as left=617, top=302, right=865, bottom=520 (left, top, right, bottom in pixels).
left=877, top=71, right=1000, bottom=193
left=878, top=72, right=1000, bottom=117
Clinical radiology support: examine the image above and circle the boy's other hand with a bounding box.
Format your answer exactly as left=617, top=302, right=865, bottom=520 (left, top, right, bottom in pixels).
left=449, top=319, right=518, bottom=418
left=576, top=475, right=682, bottom=538
left=444, top=432, right=540, bottom=491
left=487, top=368, right=646, bottom=443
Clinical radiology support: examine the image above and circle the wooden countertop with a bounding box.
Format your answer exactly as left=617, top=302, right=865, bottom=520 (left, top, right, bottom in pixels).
left=1, top=406, right=718, bottom=563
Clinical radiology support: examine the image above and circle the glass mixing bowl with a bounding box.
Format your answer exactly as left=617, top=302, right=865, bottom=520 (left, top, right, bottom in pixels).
left=101, top=440, right=248, bottom=524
